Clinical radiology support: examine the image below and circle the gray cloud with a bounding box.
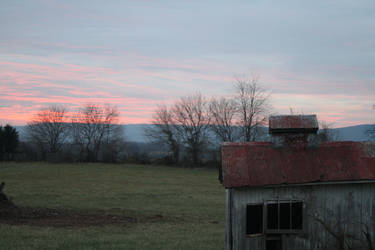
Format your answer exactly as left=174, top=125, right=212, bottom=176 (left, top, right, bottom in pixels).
left=0, top=0, right=374, bottom=126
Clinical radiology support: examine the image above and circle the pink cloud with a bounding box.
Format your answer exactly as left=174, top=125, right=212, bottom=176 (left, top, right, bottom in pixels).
left=1, top=53, right=373, bottom=127
left=272, top=93, right=374, bottom=127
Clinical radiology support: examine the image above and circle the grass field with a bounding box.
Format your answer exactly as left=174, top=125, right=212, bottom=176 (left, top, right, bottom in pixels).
left=0, top=162, right=225, bottom=250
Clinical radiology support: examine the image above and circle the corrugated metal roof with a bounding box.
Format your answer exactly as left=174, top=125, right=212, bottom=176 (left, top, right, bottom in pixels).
left=222, top=141, right=375, bottom=188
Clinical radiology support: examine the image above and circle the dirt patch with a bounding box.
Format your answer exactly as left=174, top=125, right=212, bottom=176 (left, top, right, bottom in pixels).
left=0, top=206, right=137, bottom=228
left=0, top=182, right=167, bottom=228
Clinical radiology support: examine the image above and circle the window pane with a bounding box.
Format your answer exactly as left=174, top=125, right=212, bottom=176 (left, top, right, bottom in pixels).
left=267, top=203, right=278, bottom=229
left=246, top=204, right=263, bottom=234
left=291, top=202, right=303, bottom=229
left=280, top=202, right=291, bottom=229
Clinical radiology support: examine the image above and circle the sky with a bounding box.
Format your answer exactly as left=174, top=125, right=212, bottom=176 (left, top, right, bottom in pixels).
left=0, top=0, right=374, bottom=127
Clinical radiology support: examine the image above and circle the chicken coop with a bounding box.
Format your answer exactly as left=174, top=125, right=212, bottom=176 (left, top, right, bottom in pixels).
left=222, top=115, right=375, bottom=250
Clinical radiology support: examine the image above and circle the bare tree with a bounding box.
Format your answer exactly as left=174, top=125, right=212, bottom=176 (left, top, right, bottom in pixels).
left=144, top=105, right=181, bottom=164
left=366, top=104, right=375, bottom=140
left=208, top=96, right=239, bottom=142
left=172, top=93, right=210, bottom=165
left=288, top=109, right=341, bottom=142
left=71, top=103, right=122, bottom=162
left=101, top=123, right=125, bottom=163
left=319, top=121, right=341, bottom=142
left=311, top=208, right=375, bottom=250
left=26, top=105, right=69, bottom=159
left=234, top=75, right=271, bottom=141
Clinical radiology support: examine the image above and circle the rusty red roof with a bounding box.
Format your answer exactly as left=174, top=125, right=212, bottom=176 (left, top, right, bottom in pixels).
left=269, top=115, right=318, bottom=134
left=222, top=141, right=375, bottom=188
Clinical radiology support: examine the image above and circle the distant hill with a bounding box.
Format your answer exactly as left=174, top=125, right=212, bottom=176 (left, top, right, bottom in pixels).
left=332, top=124, right=373, bottom=141
left=14, top=124, right=374, bottom=143
left=123, top=124, right=375, bottom=142
left=15, top=124, right=152, bottom=143
left=123, top=124, right=150, bottom=142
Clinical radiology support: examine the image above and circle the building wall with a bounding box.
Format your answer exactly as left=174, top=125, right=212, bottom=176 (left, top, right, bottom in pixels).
left=228, top=182, right=375, bottom=250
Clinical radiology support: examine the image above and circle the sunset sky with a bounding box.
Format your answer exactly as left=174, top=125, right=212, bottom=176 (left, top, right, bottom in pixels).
left=1, top=0, right=374, bottom=127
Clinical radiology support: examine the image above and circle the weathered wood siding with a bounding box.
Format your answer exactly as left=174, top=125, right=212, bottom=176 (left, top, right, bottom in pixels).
left=228, top=182, right=375, bottom=250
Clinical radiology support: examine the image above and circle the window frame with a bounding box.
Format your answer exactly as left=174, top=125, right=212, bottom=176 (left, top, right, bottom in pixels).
left=245, top=199, right=305, bottom=237
left=245, top=202, right=265, bottom=237
left=264, top=199, right=305, bottom=234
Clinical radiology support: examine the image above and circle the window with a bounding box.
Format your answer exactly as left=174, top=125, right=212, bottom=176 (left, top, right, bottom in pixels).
left=246, top=200, right=304, bottom=237
left=266, top=200, right=303, bottom=233
left=246, top=204, right=263, bottom=235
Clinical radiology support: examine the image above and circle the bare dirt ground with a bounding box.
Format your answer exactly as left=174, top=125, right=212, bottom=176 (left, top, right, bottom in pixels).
left=0, top=206, right=138, bottom=227
left=0, top=195, right=166, bottom=228
left=0, top=181, right=147, bottom=228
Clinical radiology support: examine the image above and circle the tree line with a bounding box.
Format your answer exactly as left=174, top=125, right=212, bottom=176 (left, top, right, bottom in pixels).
left=0, top=76, right=271, bottom=165
left=0, top=77, right=373, bottom=165
left=0, top=103, right=124, bottom=163
left=24, top=103, right=124, bottom=162
left=144, top=76, right=271, bottom=166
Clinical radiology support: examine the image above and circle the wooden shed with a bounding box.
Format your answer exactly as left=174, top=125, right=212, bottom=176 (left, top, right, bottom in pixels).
left=222, top=115, right=375, bottom=250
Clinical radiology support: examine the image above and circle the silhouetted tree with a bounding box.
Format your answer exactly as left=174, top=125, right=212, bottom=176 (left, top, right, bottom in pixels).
left=71, top=103, right=123, bottom=162
left=144, top=105, right=181, bottom=164
left=318, top=121, right=341, bottom=142
left=172, top=93, right=210, bottom=165
left=26, top=105, right=69, bottom=159
left=101, top=123, right=125, bottom=163
left=0, top=125, right=19, bottom=161
left=235, top=75, right=271, bottom=141
left=208, top=96, right=239, bottom=142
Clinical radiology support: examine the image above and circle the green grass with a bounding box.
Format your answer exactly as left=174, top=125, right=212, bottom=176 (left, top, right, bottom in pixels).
left=0, top=162, right=225, bottom=250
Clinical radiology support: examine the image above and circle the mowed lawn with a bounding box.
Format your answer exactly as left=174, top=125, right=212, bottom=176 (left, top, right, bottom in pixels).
left=0, top=162, right=225, bottom=250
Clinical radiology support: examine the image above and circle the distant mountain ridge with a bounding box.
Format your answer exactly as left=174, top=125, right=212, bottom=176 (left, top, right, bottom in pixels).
left=123, top=124, right=375, bottom=142
left=332, top=124, right=373, bottom=141
left=14, top=124, right=374, bottom=143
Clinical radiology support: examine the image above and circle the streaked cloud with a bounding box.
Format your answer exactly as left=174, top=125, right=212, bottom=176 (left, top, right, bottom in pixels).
left=0, top=0, right=374, bottom=127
